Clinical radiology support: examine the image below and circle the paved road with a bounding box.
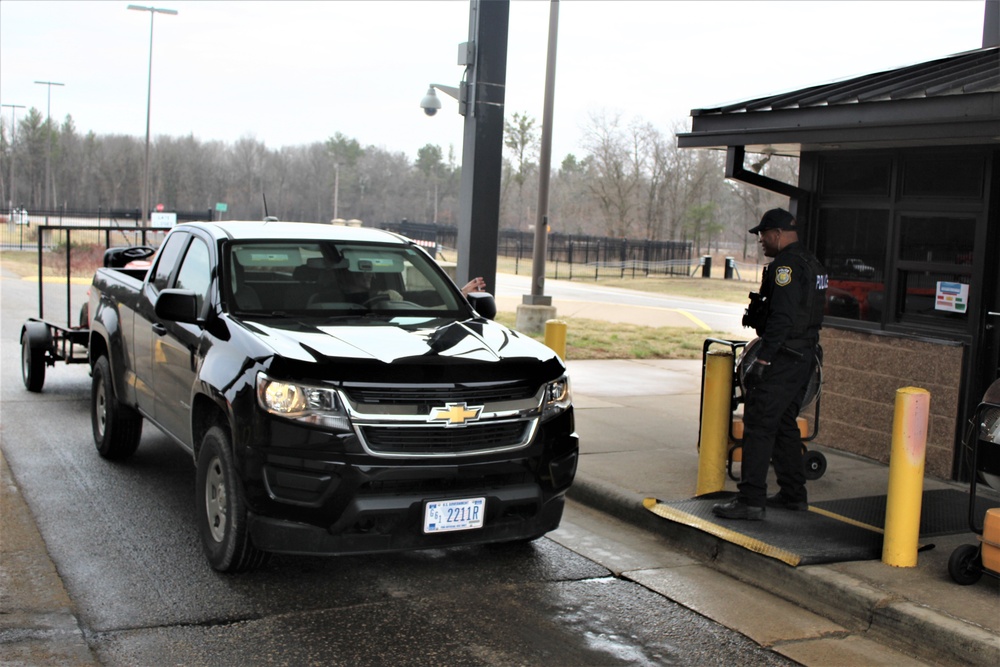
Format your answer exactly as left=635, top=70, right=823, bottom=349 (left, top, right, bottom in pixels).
left=1, top=272, right=791, bottom=667
left=494, top=272, right=746, bottom=334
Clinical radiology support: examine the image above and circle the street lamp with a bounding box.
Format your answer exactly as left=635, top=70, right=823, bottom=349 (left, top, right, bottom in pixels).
left=33, top=80, right=64, bottom=213
left=128, top=4, right=177, bottom=225
left=1, top=103, right=26, bottom=213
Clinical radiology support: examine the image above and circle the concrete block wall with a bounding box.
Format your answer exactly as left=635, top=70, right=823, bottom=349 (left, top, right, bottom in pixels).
left=819, top=328, right=964, bottom=479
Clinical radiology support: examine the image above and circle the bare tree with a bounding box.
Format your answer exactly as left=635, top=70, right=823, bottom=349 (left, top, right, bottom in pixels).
left=581, top=111, right=645, bottom=238
left=502, top=112, right=538, bottom=232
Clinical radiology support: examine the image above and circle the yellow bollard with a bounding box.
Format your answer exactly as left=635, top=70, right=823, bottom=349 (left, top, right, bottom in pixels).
left=882, top=387, right=930, bottom=567
left=696, top=350, right=733, bottom=496
left=544, top=320, right=567, bottom=360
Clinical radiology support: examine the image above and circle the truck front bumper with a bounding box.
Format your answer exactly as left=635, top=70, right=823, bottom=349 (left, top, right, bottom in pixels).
left=243, top=407, right=578, bottom=555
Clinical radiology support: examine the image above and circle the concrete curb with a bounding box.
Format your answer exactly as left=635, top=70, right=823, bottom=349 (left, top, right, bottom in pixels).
left=0, top=452, right=98, bottom=666
left=567, top=473, right=1000, bottom=666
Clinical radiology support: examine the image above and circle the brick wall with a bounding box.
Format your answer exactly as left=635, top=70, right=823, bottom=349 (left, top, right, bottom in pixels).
left=820, top=328, right=965, bottom=478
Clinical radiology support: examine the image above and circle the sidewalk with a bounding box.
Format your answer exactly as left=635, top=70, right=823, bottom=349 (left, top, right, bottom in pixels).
left=564, top=357, right=999, bottom=666
left=1, top=451, right=97, bottom=665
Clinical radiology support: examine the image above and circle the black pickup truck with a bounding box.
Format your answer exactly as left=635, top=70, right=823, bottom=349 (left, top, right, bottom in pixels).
left=88, top=221, right=578, bottom=572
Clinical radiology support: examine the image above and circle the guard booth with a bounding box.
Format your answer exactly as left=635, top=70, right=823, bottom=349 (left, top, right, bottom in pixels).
left=678, top=39, right=1000, bottom=481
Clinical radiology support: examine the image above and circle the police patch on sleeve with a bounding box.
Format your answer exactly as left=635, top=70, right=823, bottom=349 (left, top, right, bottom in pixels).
left=775, top=266, right=792, bottom=286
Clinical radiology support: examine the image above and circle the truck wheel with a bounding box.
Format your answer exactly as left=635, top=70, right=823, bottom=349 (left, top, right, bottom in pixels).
left=948, top=544, right=983, bottom=585
left=21, top=330, right=46, bottom=392
left=91, top=356, right=142, bottom=460
left=196, top=426, right=269, bottom=573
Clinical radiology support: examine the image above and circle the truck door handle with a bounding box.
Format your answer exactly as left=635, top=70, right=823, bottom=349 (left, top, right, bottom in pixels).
left=152, top=323, right=168, bottom=336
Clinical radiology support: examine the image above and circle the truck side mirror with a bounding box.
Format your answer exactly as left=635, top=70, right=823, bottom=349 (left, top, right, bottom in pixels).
left=155, top=289, right=200, bottom=324
left=467, top=292, right=496, bottom=320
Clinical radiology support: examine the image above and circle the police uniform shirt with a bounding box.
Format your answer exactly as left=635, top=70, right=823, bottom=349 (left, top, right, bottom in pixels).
left=757, top=242, right=828, bottom=363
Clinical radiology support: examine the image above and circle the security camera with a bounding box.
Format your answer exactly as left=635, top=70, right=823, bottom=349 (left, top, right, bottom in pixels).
left=420, top=87, right=442, bottom=116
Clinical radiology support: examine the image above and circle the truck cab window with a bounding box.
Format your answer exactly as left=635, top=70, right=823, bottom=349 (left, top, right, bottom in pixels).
left=151, top=233, right=188, bottom=294
left=175, top=238, right=211, bottom=314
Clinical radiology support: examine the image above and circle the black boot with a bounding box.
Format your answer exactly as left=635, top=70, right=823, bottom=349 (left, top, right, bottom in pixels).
left=712, top=497, right=765, bottom=521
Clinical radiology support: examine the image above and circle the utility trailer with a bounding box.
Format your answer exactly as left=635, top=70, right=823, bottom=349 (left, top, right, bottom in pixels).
left=19, top=224, right=165, bottom=392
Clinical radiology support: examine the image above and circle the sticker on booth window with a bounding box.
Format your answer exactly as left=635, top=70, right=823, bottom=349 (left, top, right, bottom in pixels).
left=935, top=282, right=969, bottom=313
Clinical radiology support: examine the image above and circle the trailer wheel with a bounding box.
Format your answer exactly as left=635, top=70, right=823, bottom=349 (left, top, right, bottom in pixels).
left=948, top=544, right=983, bottom=585
left=91, top=356, right=142, bottom=460
left=196, top=426, right=270, bottom=573
left=21, top=330, right=46, bottom=392
left=804, top=450, right=827, bottom=480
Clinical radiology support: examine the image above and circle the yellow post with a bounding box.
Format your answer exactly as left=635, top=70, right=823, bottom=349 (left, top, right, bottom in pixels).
left=544, top=320, right=567, bottom=359
left=882, top=387, right=930, bottom=567
left=697, top=349, right=733, bottom=496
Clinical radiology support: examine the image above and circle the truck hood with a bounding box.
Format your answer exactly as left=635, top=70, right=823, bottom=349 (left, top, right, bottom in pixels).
left=238, top=316, right=553, bottom=365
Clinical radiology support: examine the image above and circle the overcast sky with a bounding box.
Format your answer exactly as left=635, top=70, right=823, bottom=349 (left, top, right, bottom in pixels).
left=0, top=1, right=989, bottom=163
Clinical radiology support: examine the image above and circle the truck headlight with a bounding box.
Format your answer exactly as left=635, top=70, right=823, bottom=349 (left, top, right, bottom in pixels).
left=256, top=372, right=351, bottom=431
left=542, top=376, right=572, bottom=421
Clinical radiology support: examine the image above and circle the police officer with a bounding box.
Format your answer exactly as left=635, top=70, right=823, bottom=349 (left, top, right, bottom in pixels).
left=713, top=208, right=828, bottom=521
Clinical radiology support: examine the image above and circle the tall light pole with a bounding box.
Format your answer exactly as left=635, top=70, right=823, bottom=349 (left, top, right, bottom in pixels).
left=526, top=0, right=559, bottom=305
left=128, top=4, right=177, bottom=225
left=33, top=80, right=63, bottom=212
left=1, top=103, right=26, bottom=213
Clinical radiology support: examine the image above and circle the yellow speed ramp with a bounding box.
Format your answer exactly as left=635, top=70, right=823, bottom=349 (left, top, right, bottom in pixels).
left=643, top=497, right=801, bottom=566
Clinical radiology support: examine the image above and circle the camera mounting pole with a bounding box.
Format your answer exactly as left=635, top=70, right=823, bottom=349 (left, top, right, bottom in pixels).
left=455, top=0, right=509, bottom=291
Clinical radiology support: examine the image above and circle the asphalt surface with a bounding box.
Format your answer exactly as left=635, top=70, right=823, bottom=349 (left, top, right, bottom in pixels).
left=3, top=274, right=999, bottom=665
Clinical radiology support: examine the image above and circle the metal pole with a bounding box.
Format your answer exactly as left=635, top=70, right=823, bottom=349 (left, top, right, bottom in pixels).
left=697, top=349, right=734, bottom=496
left=142, top=11, right=154, bottom=225
left=33, top=81, right=64, bottom=214
left=883, top=387, right=930, bottom=568
left=526, top=0, right=559, bottom=305
left=128, top=5, right=178, bottom=225
left=455, top=0, right=508, bottom=290
left=333, top=163, right=340, bottom=220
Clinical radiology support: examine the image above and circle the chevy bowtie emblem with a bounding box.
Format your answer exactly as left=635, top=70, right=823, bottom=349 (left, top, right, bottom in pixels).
left=429, top=402, right=483, bottom=427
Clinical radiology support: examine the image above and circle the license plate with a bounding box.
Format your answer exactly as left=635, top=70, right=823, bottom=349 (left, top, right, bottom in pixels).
left=423, top=497, right=486, bottom=534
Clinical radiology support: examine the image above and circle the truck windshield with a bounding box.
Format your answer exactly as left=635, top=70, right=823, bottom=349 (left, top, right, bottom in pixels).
left=225, top=241, right=469, bottom=317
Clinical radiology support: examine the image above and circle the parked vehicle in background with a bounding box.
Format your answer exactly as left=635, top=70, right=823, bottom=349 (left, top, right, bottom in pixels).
left=831, top=257, right=877, bottom=278
left=87, top=220, right=578, bottom=572
left=7, top=208, right=29, bottom=225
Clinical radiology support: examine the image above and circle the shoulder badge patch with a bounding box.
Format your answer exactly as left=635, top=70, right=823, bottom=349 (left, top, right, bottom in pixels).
left=775, top=266, right=792, bottom=287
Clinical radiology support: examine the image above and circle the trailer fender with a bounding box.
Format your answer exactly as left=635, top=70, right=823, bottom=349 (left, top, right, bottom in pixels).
left=21, top=321, right=53, bottom=351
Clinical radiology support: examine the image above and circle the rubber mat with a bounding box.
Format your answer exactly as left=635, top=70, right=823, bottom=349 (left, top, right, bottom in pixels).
left=643, top=493, right=884, bottom=567
left=812, top=488, right=1000, bottom=537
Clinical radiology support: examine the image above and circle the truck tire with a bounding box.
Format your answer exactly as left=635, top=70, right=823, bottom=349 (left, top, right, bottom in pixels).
left=196, top=426, right=270, bottom=573
left=91, top=356, right=142, bottom=460
left=21, top=330, right=46, bottom=392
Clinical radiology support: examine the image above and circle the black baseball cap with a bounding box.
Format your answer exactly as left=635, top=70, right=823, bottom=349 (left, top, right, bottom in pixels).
left=749, top=208, right=796, bottom=234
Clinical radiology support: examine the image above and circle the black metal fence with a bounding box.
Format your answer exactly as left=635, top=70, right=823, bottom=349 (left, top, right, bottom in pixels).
left=381, top=221, right=694, bottom=280
left=1, top=207, right=213, bottom=251
left=5, top=213, right=698, bottom=281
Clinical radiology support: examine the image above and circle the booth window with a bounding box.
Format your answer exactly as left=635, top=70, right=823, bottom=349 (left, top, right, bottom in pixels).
left=895, top=214, right=974, bottom=325
left=815, top=208, right=888, bottom=323
left=901, top=155, right=984, bottom=199
left=821, top=157, right=891, bottom=197
left=813, top=148, right=986, bottom=335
